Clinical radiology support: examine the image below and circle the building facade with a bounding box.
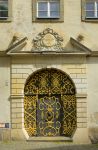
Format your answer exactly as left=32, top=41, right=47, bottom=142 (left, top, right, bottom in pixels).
left=0, top=0, right=98, bottom=144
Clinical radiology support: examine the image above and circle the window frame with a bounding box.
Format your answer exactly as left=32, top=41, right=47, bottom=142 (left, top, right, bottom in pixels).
left=36, top=0, right=60, bottom=19
left=82, top=0, right=98, bottom=21
left=32, top=0, right=64, bottom=22
left=0, top=0, right=12, bottom=22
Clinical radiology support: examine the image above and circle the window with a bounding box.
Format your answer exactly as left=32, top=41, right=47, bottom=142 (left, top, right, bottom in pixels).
left=37, top=0, right=60, bottom=18
left=82, top=0, right=98, bottom=21
left=86, top=1, right=98, bottom=18
left=0, top=0, right=8, bottom=20
left=32, top=0, right=64, bottom=22
left=0, top=0, right=11, bottom=21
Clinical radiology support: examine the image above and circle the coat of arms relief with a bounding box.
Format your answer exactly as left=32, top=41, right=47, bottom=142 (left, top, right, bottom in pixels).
left=32, top=28, right=64, bottom=51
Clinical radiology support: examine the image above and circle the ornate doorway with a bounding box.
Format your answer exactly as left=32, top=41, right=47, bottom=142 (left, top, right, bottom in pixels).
left=24, top=68, right=76, bottom=137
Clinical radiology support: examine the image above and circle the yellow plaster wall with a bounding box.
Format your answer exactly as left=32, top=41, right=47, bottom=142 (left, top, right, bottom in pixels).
left=0, top=0, right=98, bottom=51
left=0, top=57, right=10, bottom=123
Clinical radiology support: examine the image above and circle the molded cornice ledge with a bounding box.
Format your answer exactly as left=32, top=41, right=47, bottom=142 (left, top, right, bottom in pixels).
left=91, top=51, right=98, bottom=57
left=0, top=51, right=6, bottom=56
left=10, top=94, right=87, bottom=99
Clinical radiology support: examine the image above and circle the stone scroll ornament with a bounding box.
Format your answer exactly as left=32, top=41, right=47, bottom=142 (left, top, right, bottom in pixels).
left=32, top=28, right=64, bottom=51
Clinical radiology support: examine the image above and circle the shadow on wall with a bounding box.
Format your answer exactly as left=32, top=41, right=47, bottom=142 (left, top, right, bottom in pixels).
left=89, top=127, right=98, bottom=144
left=89, top=112, right=98, bottom=144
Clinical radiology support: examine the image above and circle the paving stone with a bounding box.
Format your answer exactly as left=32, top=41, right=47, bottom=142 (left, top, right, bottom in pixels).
left=0, top=142, right=98, bottom=150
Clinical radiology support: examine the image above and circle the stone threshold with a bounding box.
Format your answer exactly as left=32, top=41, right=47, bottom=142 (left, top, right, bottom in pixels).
left=27, top=137, right=73, bottom=142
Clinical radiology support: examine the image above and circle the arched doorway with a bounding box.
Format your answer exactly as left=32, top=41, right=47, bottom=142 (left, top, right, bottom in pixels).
left=24, top=68, right=76, bottom=137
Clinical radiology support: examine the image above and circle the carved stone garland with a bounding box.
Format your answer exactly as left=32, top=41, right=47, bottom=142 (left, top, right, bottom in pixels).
left=32, top=28, right=64, bottom=51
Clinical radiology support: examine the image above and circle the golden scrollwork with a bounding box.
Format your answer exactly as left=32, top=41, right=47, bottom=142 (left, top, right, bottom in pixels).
left=24, top=68, right=76, bottom=137
left=24, top=96, right=37, bottom=136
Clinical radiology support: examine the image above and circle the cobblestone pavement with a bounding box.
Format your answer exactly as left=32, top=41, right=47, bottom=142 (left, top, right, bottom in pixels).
left=0, top=142, right=98, bottom=150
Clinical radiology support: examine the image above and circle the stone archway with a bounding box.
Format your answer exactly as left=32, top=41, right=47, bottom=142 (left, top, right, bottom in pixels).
left=24, top=68, right=77, bottom=137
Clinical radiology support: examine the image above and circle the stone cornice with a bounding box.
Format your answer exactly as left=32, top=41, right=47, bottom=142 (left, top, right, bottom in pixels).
left=0, top=51, right=6, bottom=56
left=5, top=51, right=90, bottom=56
left=91, top=51, right=98, bottom=57
left=1, top=51, right=98, bottom=57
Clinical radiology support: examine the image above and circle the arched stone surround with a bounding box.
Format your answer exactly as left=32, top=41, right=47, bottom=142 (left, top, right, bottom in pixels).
left=10, top=55, right=89, bottom=143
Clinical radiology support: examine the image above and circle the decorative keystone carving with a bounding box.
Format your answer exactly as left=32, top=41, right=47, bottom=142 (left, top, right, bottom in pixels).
left=32, top=28, right=64, bottom=51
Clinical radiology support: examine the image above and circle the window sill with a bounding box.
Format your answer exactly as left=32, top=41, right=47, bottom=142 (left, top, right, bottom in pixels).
left=32, top=18, right=64, bottom=23
left=82, top=18, right=98, bottom=23
left=36, top=17, right=60, bottom=19
left=0, top=18, right=12, bottom=23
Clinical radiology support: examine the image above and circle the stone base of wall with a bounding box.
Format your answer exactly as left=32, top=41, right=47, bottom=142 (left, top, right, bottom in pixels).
left=0, top=129, right=11, bottom=141
left=73, top=128, right=91, bottom=144
left=11, top=129, right=26, bottom=141
left=0, top=128, right=91, bottom=144
left=10, top=128, right=91, bottom=144
left=0, top=128, right=93, bottom=144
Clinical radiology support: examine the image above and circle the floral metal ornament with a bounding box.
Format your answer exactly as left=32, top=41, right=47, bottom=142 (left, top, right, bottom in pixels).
left=24, top=68, right=77, bottom=137
left=32, top=28, right=64, bottom=51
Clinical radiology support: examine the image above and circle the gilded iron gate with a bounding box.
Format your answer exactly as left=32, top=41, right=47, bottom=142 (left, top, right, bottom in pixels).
left=24, top=69, right=76, bottom=137
left=37, top=94, right=62, bottom=136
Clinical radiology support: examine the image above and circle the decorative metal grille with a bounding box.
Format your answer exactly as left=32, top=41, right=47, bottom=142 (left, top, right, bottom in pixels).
left=24, top=68, right=76, bottom=137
